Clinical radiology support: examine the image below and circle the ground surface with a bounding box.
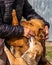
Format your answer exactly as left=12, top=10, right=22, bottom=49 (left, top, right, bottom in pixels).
left=46, top=41, right=52, bottom=64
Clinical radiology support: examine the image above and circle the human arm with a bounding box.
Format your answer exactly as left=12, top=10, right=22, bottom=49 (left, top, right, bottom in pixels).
left=0, top=0, right=24, bottom=39
left=23, top=0, right=50, bottom=28
left=0, top=22, right=24, bottom=39
left=23, top=0, right=50, bottom=39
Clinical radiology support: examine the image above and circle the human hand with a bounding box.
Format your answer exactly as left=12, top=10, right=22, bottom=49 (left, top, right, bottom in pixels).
left=44, top=25, right=49, bottom=40
left=24, top=27, right=34, bottom=38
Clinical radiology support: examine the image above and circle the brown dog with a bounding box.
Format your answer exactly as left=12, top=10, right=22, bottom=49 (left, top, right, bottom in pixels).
left=4, top=36, right=43, bottom=65
left=8, top=9, right=45, bottom=55
left=4, top=9, right=51, bottom=65
left=4, top=9, right=44, bottom=64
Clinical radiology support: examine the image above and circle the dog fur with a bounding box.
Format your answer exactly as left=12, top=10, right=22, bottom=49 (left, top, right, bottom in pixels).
left=4, top=10, right=51, bottom=65
left=4, top=36, right=43, bottom=65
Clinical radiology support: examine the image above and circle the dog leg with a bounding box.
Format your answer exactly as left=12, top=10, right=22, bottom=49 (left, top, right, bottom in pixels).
left=4, top=46, right=28, bottom=65
left=4, top=45, right=15, bottom=65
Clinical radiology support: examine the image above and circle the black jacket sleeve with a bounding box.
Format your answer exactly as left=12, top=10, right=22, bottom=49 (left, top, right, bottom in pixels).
left=23, top=0, right=50, bottom=28
left=0, top=0, right=24, bottom=39
left=0, top=22, right=24, bottom=39
left=4, top=0, right=15, bottom=24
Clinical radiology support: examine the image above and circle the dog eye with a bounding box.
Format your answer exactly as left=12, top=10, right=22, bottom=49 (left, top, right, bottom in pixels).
left=30, top=23, right=33, bottom=26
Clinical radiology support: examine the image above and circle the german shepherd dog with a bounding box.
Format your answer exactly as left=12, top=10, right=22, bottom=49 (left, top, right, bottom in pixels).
left=4, top=10, right=51, bottom=65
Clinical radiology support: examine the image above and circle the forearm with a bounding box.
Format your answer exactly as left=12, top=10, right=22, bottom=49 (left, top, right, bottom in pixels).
left=23, top=0, right=50, bottom=28
left=0, top=23, right=24, bottom=39
left=4, top=0, right=15, bottom=24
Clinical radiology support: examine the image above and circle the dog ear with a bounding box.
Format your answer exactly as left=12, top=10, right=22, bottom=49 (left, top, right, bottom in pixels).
left=12, top=9, right=19, bottom=26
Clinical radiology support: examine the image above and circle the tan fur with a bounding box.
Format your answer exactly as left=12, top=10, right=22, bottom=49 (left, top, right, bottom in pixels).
left=9, top=10, right=45, bottom=47
left=8, top=10, right=45, bottom=56
left=4, top=9, right=46, bottom=65
left=4, top=46, right=27, bottom=65
left=22, top=37, right=43, bottom=65
left=8, top=10, right=29, bottom=56
left=4, top=37, right=43, bottom=65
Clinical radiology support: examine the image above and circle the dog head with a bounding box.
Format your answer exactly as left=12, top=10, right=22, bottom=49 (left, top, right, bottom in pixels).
left=21, top=19, right=45, bottom=41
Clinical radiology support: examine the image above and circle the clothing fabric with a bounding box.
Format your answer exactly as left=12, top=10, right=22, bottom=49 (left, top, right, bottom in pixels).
left=0, top=0, right=50, bottom=39
left=0, top=0, right=50, bottom=65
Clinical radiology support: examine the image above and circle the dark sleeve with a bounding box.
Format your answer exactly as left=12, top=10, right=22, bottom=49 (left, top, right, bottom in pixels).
left=23, top=0, right=50, bottom=28
left=4, top=0, right=15, bottom=24
left=0, top=22, right=24, bottom=39
left=1, top=0, right=24, bottom=39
